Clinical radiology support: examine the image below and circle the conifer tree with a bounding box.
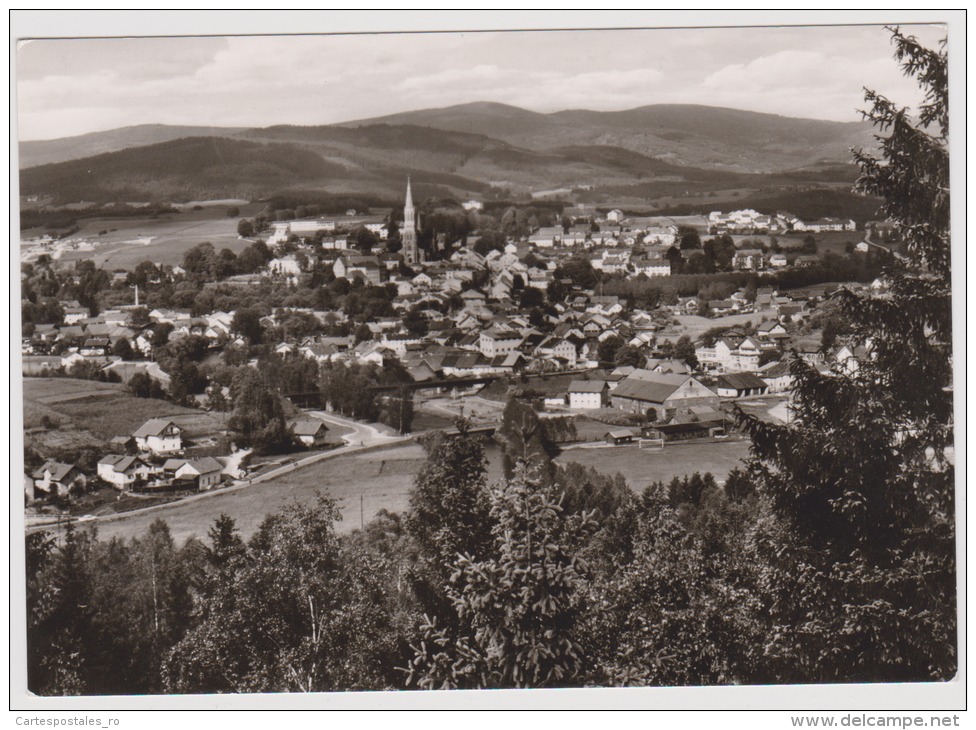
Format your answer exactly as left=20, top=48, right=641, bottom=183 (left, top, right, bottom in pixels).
left=736, top=28, right=955, bottom=682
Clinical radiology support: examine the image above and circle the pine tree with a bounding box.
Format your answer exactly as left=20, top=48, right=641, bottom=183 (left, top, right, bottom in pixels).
left=736, top=28, right=955, bottom=682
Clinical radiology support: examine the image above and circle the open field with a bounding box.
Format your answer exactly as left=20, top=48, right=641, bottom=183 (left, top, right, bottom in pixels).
left=23, top=377, right=225, bottom=452
left=48, top=204, right=265, bottom=270
left=666, top=312, right=767, bottom=338
left=557, top=438, right=751, bottom=488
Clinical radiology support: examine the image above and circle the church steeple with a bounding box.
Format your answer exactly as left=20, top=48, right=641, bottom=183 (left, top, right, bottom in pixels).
left=404, top=176, right=414, bottom=211
left=401, top=176, right=419, bottom=265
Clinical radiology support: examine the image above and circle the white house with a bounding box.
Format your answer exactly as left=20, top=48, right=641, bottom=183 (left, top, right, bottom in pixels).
left=97, top=455, right=154, bottom=489
left=567, top=380, right=609, bottom=409
left=289, top=418, right=332, bottom=448
left=31, top=461, right=86, bottom=497
left=133, top=419, right=183, bottom=455
left=173, top=458, right=223, bottom=491
left=479, top=329, right=522, bottom=358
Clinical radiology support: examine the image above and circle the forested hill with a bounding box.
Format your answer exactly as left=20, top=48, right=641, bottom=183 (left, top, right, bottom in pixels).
left=340, top=101, right=876, bottom=172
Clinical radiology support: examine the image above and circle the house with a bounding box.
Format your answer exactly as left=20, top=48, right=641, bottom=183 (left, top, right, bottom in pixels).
left=759, top=360, right=793, bottom=393
left=289, top=418, right=332, bottom=448
left=605, top=428, right=636, bottom=445
left=794, top=218, right=856, bottom=233
left=567, top=380, right=609, bottom=410
left=695, top=337, right=760, bottom=373
left=631, top=256, right=671, bottom=277
left=611, top=370, right=719, bottom=419
left=133, top=418, right=183, bottom=454
left=479, top=329, right=522, bottom=358
left=97, top=454, right=154, bottom=489
left=333, top=255, right=384, bottom=285
left=714, top=372, right=769, bottom=398
left=173, top=458, right=224, bottom=491
left=79, top=337, right=111, bottom=356
left=32, top=461, right=86, bottom=497
left=732, top=249, right=765, bottom=271
left=62, top=306, right=89, bottom=324
left=756, top=321, right=788, bottom=339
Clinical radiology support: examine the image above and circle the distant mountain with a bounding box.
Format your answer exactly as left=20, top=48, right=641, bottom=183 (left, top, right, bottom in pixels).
left=18, top=124, right=248, bottom=169
left=19, top=137, right=349, bottom=203
left=342, top=102, right=875, bottom=172
left=18, top=104, right=870, bottom=208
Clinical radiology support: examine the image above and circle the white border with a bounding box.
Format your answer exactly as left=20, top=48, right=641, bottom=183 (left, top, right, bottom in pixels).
left=7, top=9, right=967, bottom=714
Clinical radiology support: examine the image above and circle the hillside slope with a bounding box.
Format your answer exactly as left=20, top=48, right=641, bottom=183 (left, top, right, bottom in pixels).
left=19, top=124, right=246, bottom=169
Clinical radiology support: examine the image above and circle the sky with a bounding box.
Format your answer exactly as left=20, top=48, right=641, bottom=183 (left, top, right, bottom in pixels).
left=16, top=22, right=948, bottom=141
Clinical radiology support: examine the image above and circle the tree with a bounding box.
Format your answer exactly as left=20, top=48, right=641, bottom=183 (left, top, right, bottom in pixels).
left=495, top=397, right=558, bottom=481
left=407, top=465, right=597, bottom=689
left=406, top=422, right=492, bottom=575
left=382, top=386, right=415, bottom=435
left=231, top=307, right=264, bottom=344
left=237, top=219, right=254, bottom=238
left=164, top=500, right=403, bottom=693
left=350, top=226, right=379, bottom=254
left=227, top=370, right=289, bottom=453
left=226, top=206, right=240, bottom=218
left=112, top=337, right=134, bottom=360
left=672, top=335, right=698, bottom=369
left=678, top=227, right=701, bottom=250
left=128, top=371, right=153, bottom=398
left=735, top=28, right=955, bottom=683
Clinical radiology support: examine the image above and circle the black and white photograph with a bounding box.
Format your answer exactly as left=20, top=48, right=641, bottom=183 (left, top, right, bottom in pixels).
left=10, top=10, right=964, bottom=714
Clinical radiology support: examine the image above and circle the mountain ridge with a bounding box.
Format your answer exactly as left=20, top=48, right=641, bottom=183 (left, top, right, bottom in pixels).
left=20, top=102, right=874, bottom=173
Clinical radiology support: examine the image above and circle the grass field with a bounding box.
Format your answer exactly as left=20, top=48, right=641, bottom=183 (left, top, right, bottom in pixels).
left=556, top=438, right=751, bottom=489
left=54, top=205, right=264, bottom=270
left=23, top=377, right=225, bottom=453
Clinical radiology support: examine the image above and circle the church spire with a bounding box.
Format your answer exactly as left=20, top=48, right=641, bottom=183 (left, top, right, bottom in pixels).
left=401, top=175, right=419, bottom=265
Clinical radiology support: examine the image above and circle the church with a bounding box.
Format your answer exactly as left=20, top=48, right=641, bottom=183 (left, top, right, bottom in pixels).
left=401, top=177, right=421, bottom=266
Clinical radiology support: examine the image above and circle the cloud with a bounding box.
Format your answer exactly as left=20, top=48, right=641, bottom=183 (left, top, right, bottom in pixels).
left=14, top=25, right=950, bottom=139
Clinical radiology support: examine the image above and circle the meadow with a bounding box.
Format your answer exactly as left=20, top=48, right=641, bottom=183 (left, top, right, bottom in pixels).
left=23, top=378, right=225, bottom=453
left=53, top=204, right=265, bottom=270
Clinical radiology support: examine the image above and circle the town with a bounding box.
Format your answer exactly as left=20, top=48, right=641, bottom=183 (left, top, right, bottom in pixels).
left=17, top=20, right=956, bottom=701
left=22, top=177, right=895, bottom=522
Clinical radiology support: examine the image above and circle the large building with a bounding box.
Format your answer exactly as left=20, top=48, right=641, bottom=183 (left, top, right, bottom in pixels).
left=610, top=370, right=719, bottom=420
left=401, top=177, right=420, bottom=265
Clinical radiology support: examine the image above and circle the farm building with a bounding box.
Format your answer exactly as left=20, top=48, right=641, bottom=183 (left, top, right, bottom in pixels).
left=611, top=370, right=719, bottom=420
left=567, top=380, right=609, bottom=410
left=714, top=373, right=769, bottom=398
left=604, top=428, right=636, bottom=445
left=641, top=407, right=728, bottom=442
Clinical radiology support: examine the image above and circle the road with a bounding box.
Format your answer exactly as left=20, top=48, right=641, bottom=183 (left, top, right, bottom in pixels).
left=306, top=410, right=403, bottom=447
